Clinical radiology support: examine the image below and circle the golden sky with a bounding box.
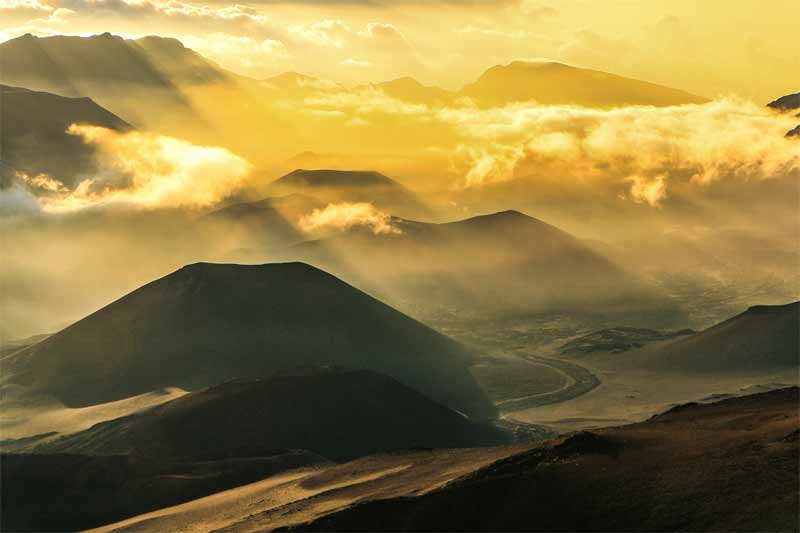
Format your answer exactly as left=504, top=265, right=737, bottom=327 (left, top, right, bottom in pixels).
left=1, top=0, right=797, bottom=102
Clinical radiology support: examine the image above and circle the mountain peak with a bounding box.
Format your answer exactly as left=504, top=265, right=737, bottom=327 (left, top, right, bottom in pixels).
left=461, top=60, right=707, bottom=107
left=277, top=168, right=398, bottom=188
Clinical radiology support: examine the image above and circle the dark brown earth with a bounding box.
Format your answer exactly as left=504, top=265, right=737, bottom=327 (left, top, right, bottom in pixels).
left=290, top=387, right=800, bottom=532
left=0, top=450, right=326, bottom=532
left=33, top=368, right=509, bottom=461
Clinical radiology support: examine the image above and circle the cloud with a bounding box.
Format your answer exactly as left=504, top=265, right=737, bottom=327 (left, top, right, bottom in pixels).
left=289, top=18, right=351, bottom=47
left=625, top=174, right=667, bottom=207
left=298, top=202, right=402, bottom=235
left=439, top=98, right=800, bottom=198
left=340, top=57, right=372, bottom=68
left=28, top=125, right=251, bottom=212
left=0, top=182, right=42, bottom=217
left=305, top=86, right=429, bottom=115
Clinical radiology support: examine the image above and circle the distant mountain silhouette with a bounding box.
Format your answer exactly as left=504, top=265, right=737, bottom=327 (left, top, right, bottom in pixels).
left=0, top=85, right=131, bottom=187
left=767, top=92, right=800, bottom=112
left=280, top=210, right=685, bottom=326
left=460, top=61, right=707, bottom=107
left=768, top=92, right=800, bottom=137
left=13, top=262, right=494, bottom=419
left=269, top=169, right=430, bottom=219
left=0, top=33, right=229, bottom=124
left=640, top=302, right=799, bottom=374
left=365, top=77, right=456, bottom=105
left=35, top=367, right=509, bottom=461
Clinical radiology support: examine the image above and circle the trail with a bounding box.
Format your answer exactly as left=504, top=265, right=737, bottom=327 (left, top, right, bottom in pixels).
left=496, top=354, right=600, bottom=414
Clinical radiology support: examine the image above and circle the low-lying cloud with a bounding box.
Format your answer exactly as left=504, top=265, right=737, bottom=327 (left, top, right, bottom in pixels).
left=28, top=125, right=250, bottom=212
left=440, top=98, right=800, bottom=201
left=299, top=202, right=402, bottom=235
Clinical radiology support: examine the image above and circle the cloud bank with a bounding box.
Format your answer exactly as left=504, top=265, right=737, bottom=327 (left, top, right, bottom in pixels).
left=438, top=98, right=800, bottom=201
left=26, top=125, right=250, bottom=212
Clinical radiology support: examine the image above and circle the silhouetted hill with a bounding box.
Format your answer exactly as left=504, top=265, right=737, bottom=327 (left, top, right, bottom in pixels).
left=269, top=169, right=430, bottom=219
left=768, top=92, right=800, bottom=137
left=1, top=450, right=327, bottom=532
left=35, top=367, right=509, bottom=461
left=641, top=302, right=799, bottom=374
left=0, top=85, right=131, bottom=186
left=767, top=92, right=800, bottom=112
left=460, top=61, right=707, bottom=107
left=291, top=387, right=800, bottom=532
left=281, top=210, right=685, bottom=326
left=14, top=262, right=494, bottom=419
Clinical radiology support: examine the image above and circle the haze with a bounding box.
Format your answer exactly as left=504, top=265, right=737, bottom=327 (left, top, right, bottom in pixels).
left=1, top=2, right=798, bottom=532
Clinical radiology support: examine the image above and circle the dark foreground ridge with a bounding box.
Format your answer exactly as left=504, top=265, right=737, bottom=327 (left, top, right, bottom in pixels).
left=287, top=387, right=800, bottom=532
left=1, top=450, right=326, bottom=532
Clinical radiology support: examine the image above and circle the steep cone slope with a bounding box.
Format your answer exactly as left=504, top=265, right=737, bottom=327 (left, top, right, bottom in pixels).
left=16, top=262, right=494, bottom=419
left=640, top=302, right=799, bottom=374
left=35, top=368, right=509, bottom=462
left=460, top=61, right=707, bottom=107
left=280, top=210, right=684, bottom=326
left=0, top=85, right=131, bottom=186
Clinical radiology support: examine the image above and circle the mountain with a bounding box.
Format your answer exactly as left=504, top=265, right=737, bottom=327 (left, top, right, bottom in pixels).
left=268, top=169, right=430, bottom=219
left=767, top=92, right=800, bottom=137
left=460, top=61, right=707, bottom=107
left=0, top=85, right=131, bottom=187
left=80, top=387, right=799, bottom=532
left=278, top=210, right=685, bottom=326
left=293, top=387, right=799, bottom=532
left=639, top=302, right=799, bottom=374
left=11, top=262, right=494, bottom=419
left=767, top=92, right=800, bottom=112
left=201, top=194, right=324, bottom=251
left=559, top=326, right=695, bottom=355
left=0, top=33, right=230, bottom=125
left=365, top=77, right=456, bottom=106
left=34, top=367, right=508, bottom=461
left=1, top=450, right=327, bottom=532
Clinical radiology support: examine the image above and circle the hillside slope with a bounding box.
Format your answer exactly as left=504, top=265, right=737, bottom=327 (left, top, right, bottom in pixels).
left=35, top=368, right=508, bottom=461
left=12, top=262, right=494, bottom=419
left=0, top=85, right=131, bottom=186
left=0, top=33, right=229, bottom=124
left=294, top=387, right=800, bottom=532
left=278, top=210, right=684, bottom=326
left=640, top=302, right=799, bottom=374
left=82, top=388, right=799, bottom=532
